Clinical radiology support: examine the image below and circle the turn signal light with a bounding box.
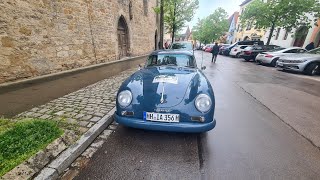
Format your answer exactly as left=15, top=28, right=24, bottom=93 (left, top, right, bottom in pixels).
left=265, top=54, right=273, bottom=58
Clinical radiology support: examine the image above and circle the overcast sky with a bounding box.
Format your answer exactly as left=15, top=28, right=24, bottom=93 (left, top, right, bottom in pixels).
left=182, top=0, right=243, bottom=32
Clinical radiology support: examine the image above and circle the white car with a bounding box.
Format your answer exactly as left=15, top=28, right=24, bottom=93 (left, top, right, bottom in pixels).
left=256, top=47, right=307, bottom=67
left=229, top=45, right=250, bottom=58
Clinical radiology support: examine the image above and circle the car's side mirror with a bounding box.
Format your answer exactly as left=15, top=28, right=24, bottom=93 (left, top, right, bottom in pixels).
left=201, top=66, right=206, bottom=70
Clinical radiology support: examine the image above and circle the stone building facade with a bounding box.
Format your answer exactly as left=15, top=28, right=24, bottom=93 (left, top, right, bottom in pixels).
left=0, top=0, right=159, bottom=84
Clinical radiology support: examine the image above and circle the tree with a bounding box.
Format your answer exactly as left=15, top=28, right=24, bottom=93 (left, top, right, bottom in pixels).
left=240, top=0, right=320, bottom=45
left=159, top=0, right=164, bottom=49
left=193, top=8, right=229, bottom=44
left=154, top=0, right=199, bottom=43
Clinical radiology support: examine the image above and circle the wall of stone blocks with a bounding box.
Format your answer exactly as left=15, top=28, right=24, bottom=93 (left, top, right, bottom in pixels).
left=0, top=0, right=158, bottom=83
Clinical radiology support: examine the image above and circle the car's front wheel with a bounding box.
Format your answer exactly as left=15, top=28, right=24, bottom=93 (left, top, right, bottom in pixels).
left=305, top=63, right=320, bottom=76
left=236, top=53, right=241, bottom=58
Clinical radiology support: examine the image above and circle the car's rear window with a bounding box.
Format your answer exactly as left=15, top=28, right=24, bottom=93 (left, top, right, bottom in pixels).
left=146, top=54, right=196, bottom=68
left=170, top=43, right=193, bottom=50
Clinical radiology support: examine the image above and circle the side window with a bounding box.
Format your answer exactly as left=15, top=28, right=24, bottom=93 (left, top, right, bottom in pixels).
left=285, top=49, right=297, bottom=53
left=240, top=46, right=247, bottom=49
left=298, top=49, right=307, bottom=53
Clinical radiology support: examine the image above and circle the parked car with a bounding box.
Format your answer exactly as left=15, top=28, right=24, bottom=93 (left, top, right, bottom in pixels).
left=229, top=45, right=250, bottom=58
left=202, top=44, right=208, bottom=51
left=277, top=47, right=320, bottom=76
left=115, top=50, right=216, bottom=132
left=218, top=44, right=230, bottom=54
left=256, top=47, right=307, bottom=67
left=221, top=42, right=237, bottom=56
left=221, top=40, right=264, bottom=56
left=204, top=44, right=214, bottom=52
left=170, top=41, right=193, bottom=52
left=241, top=45, right=282, bottom=61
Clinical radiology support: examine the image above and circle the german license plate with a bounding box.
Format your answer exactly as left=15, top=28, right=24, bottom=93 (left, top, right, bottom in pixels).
left=143, top=112, right=179, bottom=123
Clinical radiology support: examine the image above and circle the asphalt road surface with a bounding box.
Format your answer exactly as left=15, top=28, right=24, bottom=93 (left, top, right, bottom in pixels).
left=75, top=51, right=320, bottom=180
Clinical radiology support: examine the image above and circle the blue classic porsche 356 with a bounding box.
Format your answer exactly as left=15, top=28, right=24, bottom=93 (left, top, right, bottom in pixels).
left=114, top=50, right=216, bottom=133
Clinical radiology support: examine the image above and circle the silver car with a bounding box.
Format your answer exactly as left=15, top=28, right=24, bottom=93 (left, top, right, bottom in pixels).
left=256, top=47, right=307, bottom=67
left=277, top=47, right=320, bottom=76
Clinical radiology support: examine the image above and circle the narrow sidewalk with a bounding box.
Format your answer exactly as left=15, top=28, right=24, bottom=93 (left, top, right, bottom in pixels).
left=2, top=68, right=136, bottom=179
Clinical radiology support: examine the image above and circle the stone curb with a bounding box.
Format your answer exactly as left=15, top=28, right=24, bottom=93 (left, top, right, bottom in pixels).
left=34, top=108, right=116, bottom=180
left=0, top=55, right=147, bottom=94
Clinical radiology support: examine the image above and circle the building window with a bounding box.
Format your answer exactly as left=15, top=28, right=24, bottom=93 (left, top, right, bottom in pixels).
left=283, top=29, right=289, bottom=40
left=129, top=1, right=133, bottom=20
left=143, top=0, right=148, bottom=16
left=246, top=21, right=253, bottom=31
left=275, top=28, right=281, bottom=40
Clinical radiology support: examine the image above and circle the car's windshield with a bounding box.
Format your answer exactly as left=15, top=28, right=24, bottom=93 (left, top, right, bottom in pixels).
left=170, top=43, right=193, bottom=50
left=307, top=48, right=320, bottom=54
left=146, top=54, right=196, bottom=68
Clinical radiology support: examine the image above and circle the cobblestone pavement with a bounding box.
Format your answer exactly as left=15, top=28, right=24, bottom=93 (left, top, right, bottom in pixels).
left=3, top=68, right=135, bottom=179
left=60, top=122, right=119, bottom=180
left=17, top=68, right=136, bottom=133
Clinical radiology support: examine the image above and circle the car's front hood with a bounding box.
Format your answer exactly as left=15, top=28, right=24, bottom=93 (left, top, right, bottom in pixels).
left=281, top=53, right=320, bottom=61
left=123, top=66, right=199, bottom=108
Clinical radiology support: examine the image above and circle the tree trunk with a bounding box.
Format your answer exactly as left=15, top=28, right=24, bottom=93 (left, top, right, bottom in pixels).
left=171, top=0, right=177, bottom=43
left=267, top=22, right=275, bottom=45
left=159, top=0, right=164, bottom=49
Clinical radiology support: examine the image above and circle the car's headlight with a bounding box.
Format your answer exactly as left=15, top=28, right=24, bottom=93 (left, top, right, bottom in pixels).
left=118, top=90, right=132, bottom=107
left=195, top=94, right=212, bottom=113
left=295, top=59, right=308, bottom=63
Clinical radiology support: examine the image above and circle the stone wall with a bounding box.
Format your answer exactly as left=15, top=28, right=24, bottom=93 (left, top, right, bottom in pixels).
left=0, top=0, right=158, bottom=84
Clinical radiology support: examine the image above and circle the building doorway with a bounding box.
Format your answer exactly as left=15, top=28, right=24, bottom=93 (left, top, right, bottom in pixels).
left=117, top=16, right=129, bottom=58
left=293, top=26, right=308, bottom=47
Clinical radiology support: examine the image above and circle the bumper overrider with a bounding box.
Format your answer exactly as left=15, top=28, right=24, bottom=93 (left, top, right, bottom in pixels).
left=114, top=113, right=216, bottom=133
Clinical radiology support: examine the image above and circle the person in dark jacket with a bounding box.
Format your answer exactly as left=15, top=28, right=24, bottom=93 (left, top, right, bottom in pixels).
left=211, top=42, right=220, bottom=63
left=305, top=42, right=315, bottom=51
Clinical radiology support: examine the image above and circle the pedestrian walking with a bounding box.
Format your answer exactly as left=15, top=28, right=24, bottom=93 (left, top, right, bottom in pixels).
left=305, top=42, right=315, bottom=51
left=211, top=42, right=220, bottom=63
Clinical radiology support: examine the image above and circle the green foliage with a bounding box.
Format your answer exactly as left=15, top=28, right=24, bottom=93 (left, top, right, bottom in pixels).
left=240, top=0, right=320, bottom=44
left=0, top=119, right=16, bottom=134
left=155, top=0, right=199, bottom=36
left=193, top=8, right=229, bottom=44
left=0, top=119, right=63, bottom=176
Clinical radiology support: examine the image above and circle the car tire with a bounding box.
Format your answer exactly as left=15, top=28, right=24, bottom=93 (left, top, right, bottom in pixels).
left=236, top=53, right=241, bottom=58
left=243, top=58, right=251, bottom=61
left=271, top=58, right=279, bottom=67
left=305, top=63, right=320, bottom=76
